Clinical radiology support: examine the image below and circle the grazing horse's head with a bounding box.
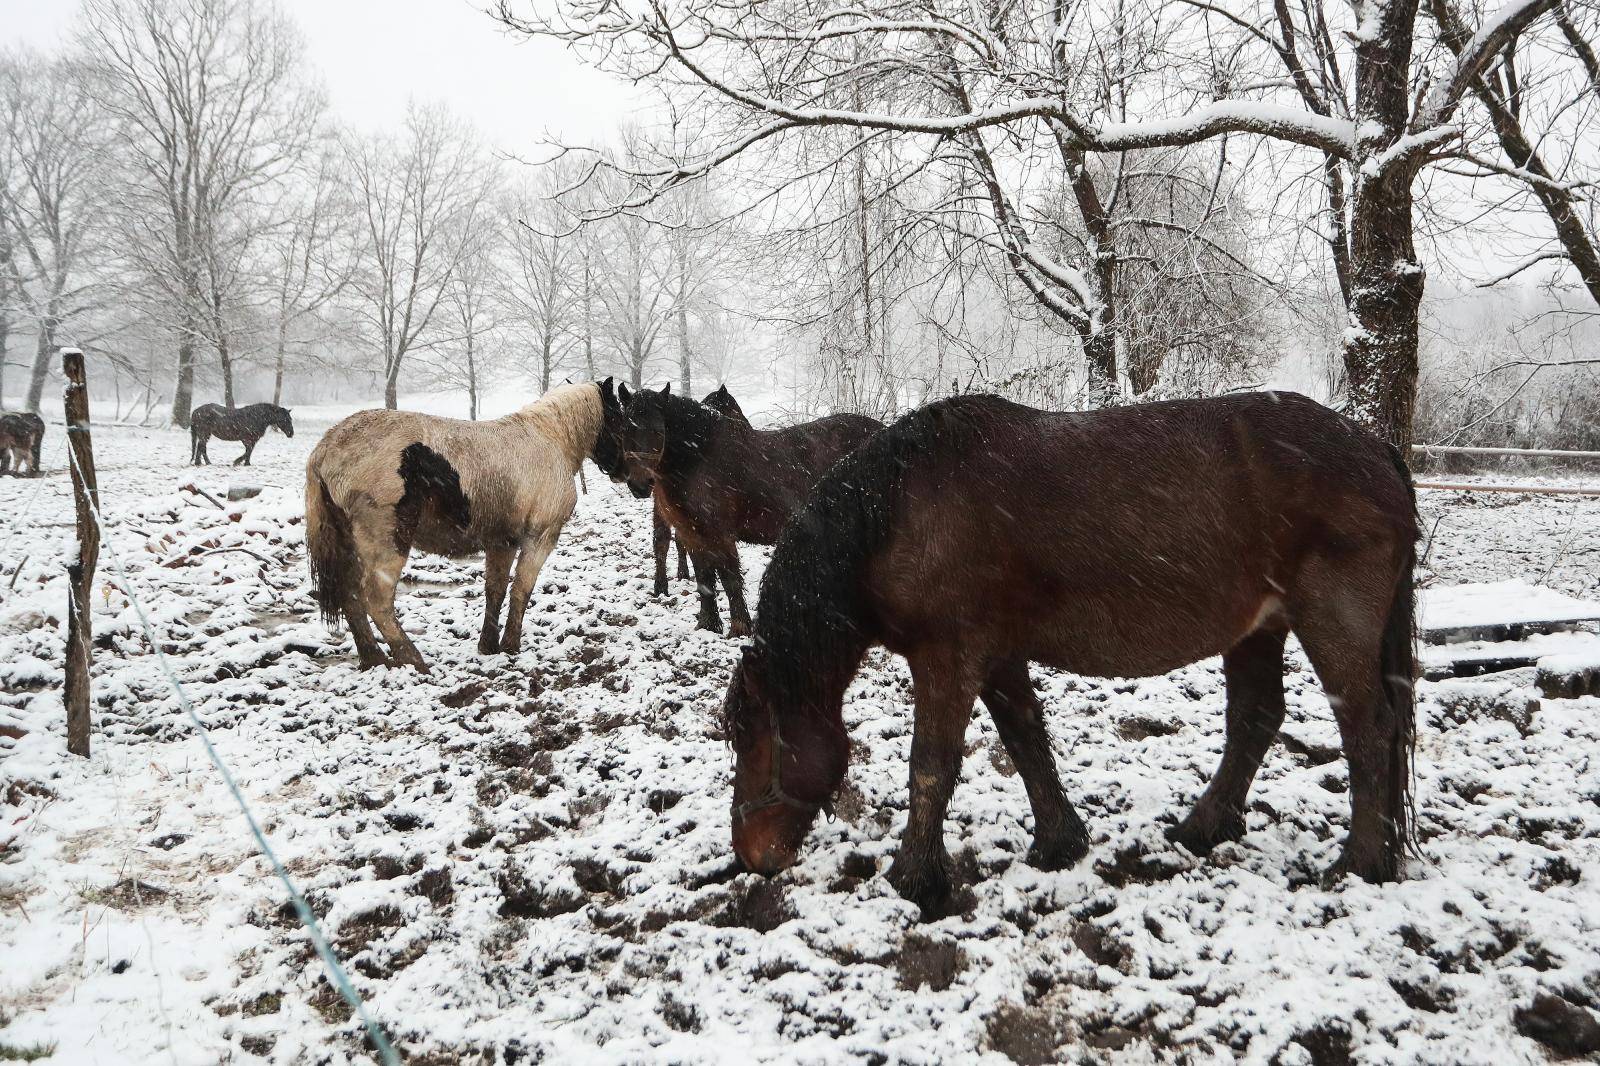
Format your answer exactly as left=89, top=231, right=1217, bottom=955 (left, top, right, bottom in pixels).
left=272, top=406, right=295, bottom=438
left=724, top=645, right=847, bottom=877
left=591, top=378, right=630, bottom=481
left=615, top=383, right=672, bottom=500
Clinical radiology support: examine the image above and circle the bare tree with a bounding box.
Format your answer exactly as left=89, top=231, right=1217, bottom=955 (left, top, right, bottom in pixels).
left=79, top=0, right=321, bottom=426
left=498, top=0, right=1567, bottom=448
left=419, top=228, right=503, bottom=419
left=261, top=147, right=357, bottom=404
left=501, top=175, right=575, bottom=393
left=0, top=48, right=117, bottom=413
left=1431, top=0, right=1600, bottom=314
left=345, top=102, right=494, bottom=409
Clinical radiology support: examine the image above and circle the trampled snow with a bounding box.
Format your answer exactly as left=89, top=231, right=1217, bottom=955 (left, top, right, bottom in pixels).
left=2, top=415, right=1599, bottom=1064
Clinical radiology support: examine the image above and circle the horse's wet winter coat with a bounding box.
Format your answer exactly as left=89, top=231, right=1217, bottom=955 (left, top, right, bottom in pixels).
left=651, top=384, right=750, bottom=596
left=613, top=386, right=882, bottom=635
left=190, top=403, right=294, bottom=466
left=724, top=391, right=1419, bottom=916
left=304, top=382, right=603, bottom=671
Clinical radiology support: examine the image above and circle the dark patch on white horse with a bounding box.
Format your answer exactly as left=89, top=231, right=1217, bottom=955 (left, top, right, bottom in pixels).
left=394, top=442, right=473, bottom=553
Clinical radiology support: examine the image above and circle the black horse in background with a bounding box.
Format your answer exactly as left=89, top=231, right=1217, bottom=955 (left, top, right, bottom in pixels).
left=191, top=403, right=295, bottom=465
left=0, top=412, right=46, bottom=476
left=653, top=384, right=750, bottom=595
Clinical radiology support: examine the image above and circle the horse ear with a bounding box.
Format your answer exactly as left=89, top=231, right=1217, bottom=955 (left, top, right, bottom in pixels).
left=738, top=643, right=764, bottom=699
left=618, top=382, right=632, bottom=406
left=662, top=382, right=671, bottom=396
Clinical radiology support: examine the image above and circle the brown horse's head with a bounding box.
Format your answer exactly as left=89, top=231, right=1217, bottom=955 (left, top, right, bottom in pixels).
left=724, top=645, right=848, bottom=876
left=615, top=383, right=671, bottom=499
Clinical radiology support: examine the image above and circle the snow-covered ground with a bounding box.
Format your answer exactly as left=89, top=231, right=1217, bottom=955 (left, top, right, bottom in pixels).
left=3, top=411, right=1599, bottom=1064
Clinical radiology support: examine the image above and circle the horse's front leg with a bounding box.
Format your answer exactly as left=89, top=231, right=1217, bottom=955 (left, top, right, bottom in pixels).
left=688, top=551, right=722, bottom=633
left=235, top=436, right=255, bottom=466
left=887, top=647, right=981, bottom=918
left=710, top=545, right=752, bottom=638
left=499, top=529, right=559, bottom=655
left=651, top=503, right=672, bottom=597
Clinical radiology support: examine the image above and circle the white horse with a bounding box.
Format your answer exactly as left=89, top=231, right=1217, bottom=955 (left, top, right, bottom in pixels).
left=305, top=382, right=602, bottom=671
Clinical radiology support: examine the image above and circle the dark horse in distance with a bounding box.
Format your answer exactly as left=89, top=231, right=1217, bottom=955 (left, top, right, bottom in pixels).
left=603, top=382, right=880, bottom=635
left=651, top=384, right=749, bottom=596
left=723, top=392, right=1418, bottom=916
left=191, top=403, right=294, bottom=466
left=0, top=412, right=46, bottom=476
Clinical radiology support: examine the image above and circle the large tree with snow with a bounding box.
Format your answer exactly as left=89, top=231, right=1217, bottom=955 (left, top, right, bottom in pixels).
left=496, top=0, right=1576, bottom=448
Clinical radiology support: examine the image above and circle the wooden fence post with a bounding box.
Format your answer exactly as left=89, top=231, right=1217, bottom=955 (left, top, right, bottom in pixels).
left=61, top=347, right=99, bottom=758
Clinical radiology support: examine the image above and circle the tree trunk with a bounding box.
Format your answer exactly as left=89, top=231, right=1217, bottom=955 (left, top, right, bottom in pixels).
left=0, top=297, right=8, bottom=409
left=1341, top=0, right=1424, bottom=454
left=467, top=336, right=478, bottom=420
left=172, top=329, right=196, bottom=428
left=1082, top=327, right=1120, bottom=407
left=25, top=317, right=57, bottom=413
left=273, top=329, right=286, bottom=406
left=541, top=335, right=553, bottom=393
left=1343, top=170, right=1422, bottom=453
left=385, top=368, right=400, bottom=410
left=582, top=260, right=597, bottom=378
left=219, top=339, right=236, bottom=408
left=677, top=300, right=692, bottom=396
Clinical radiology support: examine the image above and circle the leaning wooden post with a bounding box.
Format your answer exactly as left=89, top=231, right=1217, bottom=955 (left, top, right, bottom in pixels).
left=61, top=347, right=100, bottom=758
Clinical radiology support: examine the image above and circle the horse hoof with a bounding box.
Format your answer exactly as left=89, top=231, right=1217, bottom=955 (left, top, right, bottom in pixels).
left=1027, top=835, right=1089, bottom=872
left=697, top=615, right=724, bottom=634
left=652, top=581, right=669, bottom=597
left=1320, top=849, right=1398, bottom=888
left=729, top=619, right=751, bottom=638
left=500, top=638, right=522, bottom=656
left=1166, top=810, right=1246, bottom=856
left=477, top=636, right=500, bottom=655
left=886, top=861, right=953, bottom=919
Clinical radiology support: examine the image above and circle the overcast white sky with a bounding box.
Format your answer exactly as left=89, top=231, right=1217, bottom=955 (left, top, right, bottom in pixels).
left=0, top=0, right=638, bottom=153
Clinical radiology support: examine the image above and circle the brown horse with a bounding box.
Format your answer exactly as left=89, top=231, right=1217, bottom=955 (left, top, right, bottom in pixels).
left=651, top=384, right=749, bottom=596
left=612, top=384, right=881, bottom=635
left=723, top=392, right=1418, bottom=916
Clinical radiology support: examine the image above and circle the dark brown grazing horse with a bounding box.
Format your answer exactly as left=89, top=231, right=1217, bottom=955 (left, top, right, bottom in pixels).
left=652, top=385, right=750, bottom=596
left=191, top=403, right=294, bottom=465
left=723, top=392, right=1419, bottom=917
left=610, top=384, right=881, bottom=635
left=0, top=412, right=45, bottom=476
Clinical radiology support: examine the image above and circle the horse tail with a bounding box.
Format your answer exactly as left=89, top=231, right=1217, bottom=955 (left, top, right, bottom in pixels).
left=394, top=442, right=472, bottom=550
left=305, top=469, right=354, bottom=629
left=1381, top=441, right=1420, bottom=866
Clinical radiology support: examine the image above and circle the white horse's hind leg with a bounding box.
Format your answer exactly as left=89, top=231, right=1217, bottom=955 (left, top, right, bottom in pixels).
left=500, top=528, right=560, bottom=655
left=363, top=550, right=429, bottom=672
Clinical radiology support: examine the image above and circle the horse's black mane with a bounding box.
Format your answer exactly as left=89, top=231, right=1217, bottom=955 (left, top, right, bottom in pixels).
left=728, top=396, right=994, bottom=739
left=639, top=389, right=727, bottom=476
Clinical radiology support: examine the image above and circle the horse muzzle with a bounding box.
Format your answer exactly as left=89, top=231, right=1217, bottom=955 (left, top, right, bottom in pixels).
left=626, top=477, right=654, bottom=499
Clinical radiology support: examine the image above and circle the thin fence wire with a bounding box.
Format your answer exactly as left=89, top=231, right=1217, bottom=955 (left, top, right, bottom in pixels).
left=61, top=436, right=401, bottom=1065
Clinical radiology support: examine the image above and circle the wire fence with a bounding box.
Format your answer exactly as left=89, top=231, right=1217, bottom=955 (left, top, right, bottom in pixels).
left=1410, top=443, right=1600, bottom=497
left=59, top=411, right=400, bottom=1064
